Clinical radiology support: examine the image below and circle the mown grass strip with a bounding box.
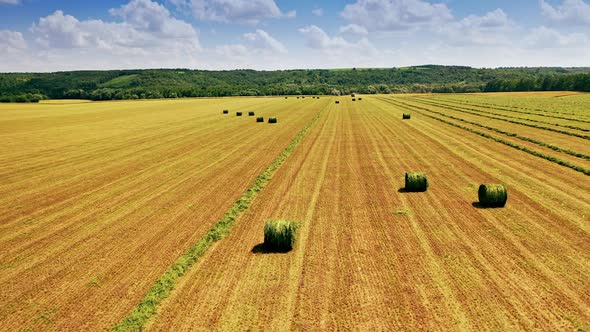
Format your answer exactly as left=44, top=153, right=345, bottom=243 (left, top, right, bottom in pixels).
left=391, top=99, right=590, bottom=161
left=427, top=97, right=590, bottom=123
left=113, top=108, right=326, bottom=331
left=408, top=97, right=590, bottom=136
left=440, top=96, right=590, bottom=121
left=414, top=97, right=590, bottom=132
left=379, top=97, right=590, bottom=176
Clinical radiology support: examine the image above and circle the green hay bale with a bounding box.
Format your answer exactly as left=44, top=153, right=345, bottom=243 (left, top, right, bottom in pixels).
left=256, top=117, right=264, bottom=123
left=403, top=113, right=411, bottom=120
left=405, top=172, right=428, bottom=192
left=264, top=220, right=297, bottom=251
left=248, top=111, right=255, bottom=116
left=223, top=110, right=229, bottom=114
left=268, top=117, right=278, bottom=124
left=478, top=184, right=508, bottom=207
left=236, top=112, right=243, bottom=116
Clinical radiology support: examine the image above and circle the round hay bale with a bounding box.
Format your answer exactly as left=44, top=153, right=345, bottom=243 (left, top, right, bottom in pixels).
left=351, top=93, right=356, bottom=97
left=236, top=112, right=243, bottom=116
left=285, top=97, right=288, bottom=99
left=358, top=97, right=362, bottom=100
left=268, top=117, right=278, bottom=124
left=403, top=113, right=411, bottom=120
left=335, top=101, right=340, bottom=104
left=352, top=98, right=356, bottom=101
left=256, top=116, right=264, bottom=123
left=478, top=184, right=508, bottom=207
left=405, top=172, right=428, bottom=192
left=223, top=110, right=229, bottom=114
left=248, top=111, right=255, bottom=116
left=264, top=219, right=297, bottom=251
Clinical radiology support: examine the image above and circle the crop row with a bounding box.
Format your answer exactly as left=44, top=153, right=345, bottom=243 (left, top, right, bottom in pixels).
left=412, top=97, right=590, bottom=132
left=113, top=106, right=326, bottom=331
left=439, top=96, right=590, bottom=121
left=379, top=97, right=590, bottom=176
left=402, top=97, right=590, bottom=140
left=392, top=99, right=589, bottom=161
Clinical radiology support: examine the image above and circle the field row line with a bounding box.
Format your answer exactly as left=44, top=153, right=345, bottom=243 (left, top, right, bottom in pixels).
left=112, top=105, right=327, bottom=331
left=413, top=97, right=590, bottom=132
left=379, top=97, right=590, bottom=176
left=391, top=99, right=590, bottom=161
left=406, top=97, right=590, bottom=138
left=439, top=96, right=590, bottom=121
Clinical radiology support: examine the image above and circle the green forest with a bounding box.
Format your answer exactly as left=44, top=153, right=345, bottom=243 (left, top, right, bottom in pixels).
left=1, top=65, right=589, bottom=102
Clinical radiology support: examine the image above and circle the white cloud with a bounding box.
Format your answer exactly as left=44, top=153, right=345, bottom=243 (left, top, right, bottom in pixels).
left=525, top=26, right=589, bottom=47
left=109, top=0, right=197, bottom=38
left=0, top=30, right=26, bottom=52
left=341, top=0, right=453, bottom=31
left=299, top=25, right=378, bottom=57
left=312, top=8, right=323, bottom=16
left=243, top=29, right=286, bottom=53
left=0, top=0, right=20, bottom=4
left=540, top=0, right=590, bottom=25
left=13, top=0, right=201, bottom=71
left=438, top=9, right=515, bottom=46
left=30, top=0, right=199, bottom=51
left=171, top=0, right=295, bottom=24
left=339, top=24, right=369, bottom=36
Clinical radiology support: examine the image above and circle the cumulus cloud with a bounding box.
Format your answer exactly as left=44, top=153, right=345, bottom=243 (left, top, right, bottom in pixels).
left=438, top=9, right=515, bottom=46
left=341, top=0, right=453, bottom=31
left=540, top=0, right=590, bottom=25
left=299, top=25, right=377, bottom=57
left=171, top=0, right=295, bottom=24
left=0, top=30, right=26, bottom=52
left=243, top=29, right=286, bottom=53
left=15, top=0, right=201, bottom=71
left=339, top=24, right=369, bottom=36
left=525, top=26, right=588, bottom=47
left=31, top=0, right=199, bottom=51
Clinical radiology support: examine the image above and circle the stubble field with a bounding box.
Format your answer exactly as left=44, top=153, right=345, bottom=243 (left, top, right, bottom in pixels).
left=1, top=92, right=589, bottom=331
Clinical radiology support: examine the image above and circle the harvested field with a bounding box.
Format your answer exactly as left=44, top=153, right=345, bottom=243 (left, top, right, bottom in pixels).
left=0, top=96, right=327, bottom=330
left=1, top=93, right=589, bottom=331
left=148, top=94, right=590, bottom=331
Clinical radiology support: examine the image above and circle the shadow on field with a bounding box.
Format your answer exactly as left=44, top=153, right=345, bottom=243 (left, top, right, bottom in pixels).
left=397, top=188, right=408, bottom=193
left=251, top=243, right=292, bottom=254
left=472, top=202, right=505, bottom=209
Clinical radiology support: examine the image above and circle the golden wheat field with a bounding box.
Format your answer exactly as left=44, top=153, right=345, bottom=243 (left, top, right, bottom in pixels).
left=1, top=92, right=589, bottom=331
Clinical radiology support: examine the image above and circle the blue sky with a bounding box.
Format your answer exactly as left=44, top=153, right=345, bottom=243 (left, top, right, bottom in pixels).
left=0, top=0, right=589, bottom=71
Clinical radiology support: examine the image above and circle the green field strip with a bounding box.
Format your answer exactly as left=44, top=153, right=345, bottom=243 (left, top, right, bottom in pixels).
left=390, top=99, right=590, bottom=161
left=434, top=97, right=590, bottom=123
left=413, top=96, right=590, bottom=132
left=379, top=97, right=590, bottom=176
left=407, top=97, right=590, bottom=135
left=112, top=105, right=328, bottom=331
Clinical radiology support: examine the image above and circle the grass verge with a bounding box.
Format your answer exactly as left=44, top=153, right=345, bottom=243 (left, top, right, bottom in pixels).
left=112, top=108, right=326, bottom=331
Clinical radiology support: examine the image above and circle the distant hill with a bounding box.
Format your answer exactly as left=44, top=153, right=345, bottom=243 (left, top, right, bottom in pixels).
left=1, top=65, right=589, bottom=102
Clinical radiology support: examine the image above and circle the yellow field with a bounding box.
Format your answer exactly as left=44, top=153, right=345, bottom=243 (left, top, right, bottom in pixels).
left=1, top=93, right=589, bottom=331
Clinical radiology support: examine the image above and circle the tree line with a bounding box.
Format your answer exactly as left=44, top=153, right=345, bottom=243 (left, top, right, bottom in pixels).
left=1, top=66, right=588, bottom=102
